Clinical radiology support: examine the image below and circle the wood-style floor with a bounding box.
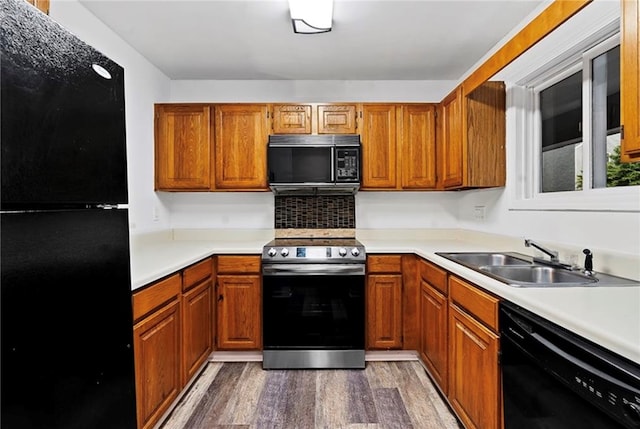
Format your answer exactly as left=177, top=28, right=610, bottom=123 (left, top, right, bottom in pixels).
left=159, top=360, right=461, bottom=429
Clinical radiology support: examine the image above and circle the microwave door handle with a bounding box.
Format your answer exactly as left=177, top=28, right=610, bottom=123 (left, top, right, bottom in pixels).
left=331, top=146, right=335, bottom=182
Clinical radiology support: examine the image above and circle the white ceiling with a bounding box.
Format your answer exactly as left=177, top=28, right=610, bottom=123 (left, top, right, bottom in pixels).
left=78, top=0, right=546, bottom=81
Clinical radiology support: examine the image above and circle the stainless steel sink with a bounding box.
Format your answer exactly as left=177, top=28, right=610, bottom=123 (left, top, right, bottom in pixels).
left=479, top=265, right=598, bottom=286
left=438, top=252, right=532, bottom=267
left=435, top=251, right=639, bottom=287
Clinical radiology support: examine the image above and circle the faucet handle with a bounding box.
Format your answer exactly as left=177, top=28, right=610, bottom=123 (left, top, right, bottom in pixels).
left=583, top=248, right=593, bottom=274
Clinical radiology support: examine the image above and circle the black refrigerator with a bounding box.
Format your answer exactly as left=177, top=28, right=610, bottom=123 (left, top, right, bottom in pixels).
left=1, top=0, right=137, bottom=427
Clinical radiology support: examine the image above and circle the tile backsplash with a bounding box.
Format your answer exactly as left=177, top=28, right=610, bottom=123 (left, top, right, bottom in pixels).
left=274, top=195, right=355, bottom=229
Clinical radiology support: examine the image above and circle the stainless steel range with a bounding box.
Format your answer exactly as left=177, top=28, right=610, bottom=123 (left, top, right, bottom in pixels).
left=261, top=238, right=366, bottom=369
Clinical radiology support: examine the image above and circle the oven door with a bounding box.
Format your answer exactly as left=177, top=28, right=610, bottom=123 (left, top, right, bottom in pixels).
left=262, top=264, right=365, bottom=369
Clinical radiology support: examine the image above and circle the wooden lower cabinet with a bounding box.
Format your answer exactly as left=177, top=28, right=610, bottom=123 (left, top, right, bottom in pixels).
left=447, top=275, right=501, bottom=429
left=216, top=274, right=261, bottom=349
left=420, top=281, right=448, bottom=393
left=182, top=278, right=213, bottom=382
left=133, top=257, right=214, bottom=429
left=216, top=255, right=262, bottom=350
left=448, top=304, right=500, bottom=429
left=182, top=258, right=214, bottom=382
left=367, top=274, right=403, bottom=349
left=133, top=274, right=182, bottom=429
left=366, top=255, right=403, bottom=350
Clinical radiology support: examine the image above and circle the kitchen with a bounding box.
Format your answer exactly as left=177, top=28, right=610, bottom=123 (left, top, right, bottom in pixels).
left=2, top=0, right=639, bottom=428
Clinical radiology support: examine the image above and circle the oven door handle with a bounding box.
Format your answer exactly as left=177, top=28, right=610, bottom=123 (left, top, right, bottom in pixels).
left=262, top=264, right=365, bottom=276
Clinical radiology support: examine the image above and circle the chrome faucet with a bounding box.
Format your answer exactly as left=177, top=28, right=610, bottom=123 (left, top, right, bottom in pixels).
left=524, top=239, right=559, bottom=263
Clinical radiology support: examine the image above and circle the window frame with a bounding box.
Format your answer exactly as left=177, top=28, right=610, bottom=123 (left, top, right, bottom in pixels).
left=510, top=33, right=639, bottom=213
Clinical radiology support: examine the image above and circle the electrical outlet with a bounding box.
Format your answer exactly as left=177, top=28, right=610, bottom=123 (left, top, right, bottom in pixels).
left=152, top=206, right=159, bottom=222
left=473, top=205, right=486, bottom=220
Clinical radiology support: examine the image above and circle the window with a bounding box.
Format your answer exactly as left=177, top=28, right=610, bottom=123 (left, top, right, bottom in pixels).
left=536, top=41, right=638, bottom=195
left=539, top=70, right=583, bottom=192
left=517, top=34, right=640, bottom=210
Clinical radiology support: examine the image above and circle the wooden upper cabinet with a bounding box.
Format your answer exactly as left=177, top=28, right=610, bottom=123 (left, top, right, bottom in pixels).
left=272, top=104, right=312, bottom=134
left=25, top=0, right=49, bottom=14
left=400, top=104, right=437, bottom=189
left=438, top=82, right=506, bottom=189
left=440, top=88, right=465, bottom=188
left=361, top=104, right=398, bottom=189
left=359, top=104, right=436, bottom=191
left=317, top=104, right=358, bottom=134
left=155, top=104, right=212, bottom=191
left=621, top=0, right=640, bottom=161
left=214, top=104, right=269, bottom=190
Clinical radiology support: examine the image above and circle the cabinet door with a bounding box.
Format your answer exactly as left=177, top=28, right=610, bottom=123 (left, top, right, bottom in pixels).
left=214, top=104, right=268, bottom=190
left=272, top=104, right=312, bottom=134
left=216, top=274, right=261, bottom=350
left=155, top=104, right=212, bottom=190
left=26, top=0, right=49, bottom=14
left=448, top=303, right=500, bottom=429
left=317, top=104, right=358, bottom=134
left=466, top=82, right=506, bottom=187
left=367, top=274, right=402, bottom=349
left=361, top=104, right=398, bottom=189
left=621, top=0, right=640, bottom=161
left=133, top=299, right=182, bottom=429
left=440, top=89, right=464, bottom=189
left=182, top=278, right=213, bottom=383
left=401, top=104, right=437, bottom=189
left=420, top=281, right=448, bottom=394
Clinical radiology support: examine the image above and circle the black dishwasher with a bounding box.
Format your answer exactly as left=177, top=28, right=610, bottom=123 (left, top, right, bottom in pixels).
left=500, top=301, right=640, bottom=429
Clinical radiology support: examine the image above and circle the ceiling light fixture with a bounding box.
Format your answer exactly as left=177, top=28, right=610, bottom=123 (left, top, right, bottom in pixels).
left=288, top=0, right=333, bottom=34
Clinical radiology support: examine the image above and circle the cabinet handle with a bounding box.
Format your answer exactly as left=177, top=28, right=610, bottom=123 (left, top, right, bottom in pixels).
left=218, top=294, right=224, bottom=302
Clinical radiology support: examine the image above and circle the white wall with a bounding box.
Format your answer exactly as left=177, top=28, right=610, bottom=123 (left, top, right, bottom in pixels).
left=50, top=0, right=172, bottom=234
left=356, top=192, right=459, bottom=229
left=164, top=192, right=275, bottom=230
left=168, top=80, right=456, bottom=103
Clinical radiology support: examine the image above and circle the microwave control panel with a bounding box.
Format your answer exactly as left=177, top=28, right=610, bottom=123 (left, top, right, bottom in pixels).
left=335, top=148, right=360, bottom=182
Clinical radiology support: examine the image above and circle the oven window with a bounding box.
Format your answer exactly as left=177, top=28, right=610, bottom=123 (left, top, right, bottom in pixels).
left=263, top=275, right=364, bottom=349
left=267, top=146, right=332, bottom=183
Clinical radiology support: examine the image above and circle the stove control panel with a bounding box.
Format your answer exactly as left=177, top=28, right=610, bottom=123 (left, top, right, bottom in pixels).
left=262, top=245, right=366, bottom=263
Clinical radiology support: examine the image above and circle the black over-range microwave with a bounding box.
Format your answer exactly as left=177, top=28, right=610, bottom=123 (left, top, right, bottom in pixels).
left=267, top=134, right=361, bottom=195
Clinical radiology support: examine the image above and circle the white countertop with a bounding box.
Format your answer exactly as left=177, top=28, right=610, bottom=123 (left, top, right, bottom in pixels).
left=129, top=228, right=640, bottom=365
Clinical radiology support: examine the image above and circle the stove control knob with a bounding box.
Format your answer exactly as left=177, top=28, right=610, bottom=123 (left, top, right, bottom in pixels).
left=280, top=248, right=289, bottom=257
left=338, top=247, right=347, bottom=257
left=351, top=248, right=361, bottom=257
left=267, top=248, right=277, bottom=257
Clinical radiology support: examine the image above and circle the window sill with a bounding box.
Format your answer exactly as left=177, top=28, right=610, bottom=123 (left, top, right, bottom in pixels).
left=509, top=186, right=640, bottom=212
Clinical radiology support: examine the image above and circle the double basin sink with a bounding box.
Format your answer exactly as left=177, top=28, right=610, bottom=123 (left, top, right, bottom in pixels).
left=436, top=252, right=639, bottom=287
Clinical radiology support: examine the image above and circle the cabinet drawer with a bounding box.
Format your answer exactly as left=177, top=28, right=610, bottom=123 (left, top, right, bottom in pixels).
left=217, top=255, right=261, bottom=274
left=449, top=276, right=499, bottom=331
left=133, top=273, right=181, bottom=322
left=419, top=259, right=447, bottom=294
left=367, top=255, right=403, bottom=273
left=183, top=257, right=212, bottom=291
